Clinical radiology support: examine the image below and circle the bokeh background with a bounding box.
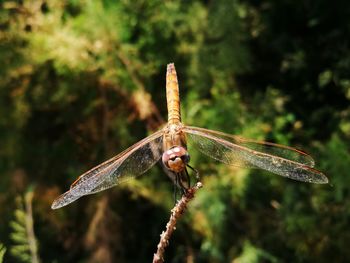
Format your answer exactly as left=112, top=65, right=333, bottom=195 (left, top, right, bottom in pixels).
left=1, top=0, right=350, bottom=262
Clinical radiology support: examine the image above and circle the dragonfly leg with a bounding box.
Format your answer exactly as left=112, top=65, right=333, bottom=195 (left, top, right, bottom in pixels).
left=173, top=177, right=178, bottom=204
left=173, top=172, right=186, bottom=201
left=173, top=172, right=181, bottom=203
left=185, top=168, right=191, bottom=188
left=175, top=172, right=188, bottom=195
left=187, top=164, right=200, bottom=182
left=180, top=185, right=187, bottom=195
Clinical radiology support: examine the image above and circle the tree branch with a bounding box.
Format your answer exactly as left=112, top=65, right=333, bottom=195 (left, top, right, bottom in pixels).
left=153, top=182, right=203, bottom=263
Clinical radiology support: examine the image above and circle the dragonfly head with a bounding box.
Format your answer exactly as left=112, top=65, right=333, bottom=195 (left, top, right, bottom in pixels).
left=162, top=146, right=190, bottom=173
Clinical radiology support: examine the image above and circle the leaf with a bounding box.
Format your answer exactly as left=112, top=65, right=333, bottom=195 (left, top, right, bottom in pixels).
left=0, top=244, right=6, bottom=263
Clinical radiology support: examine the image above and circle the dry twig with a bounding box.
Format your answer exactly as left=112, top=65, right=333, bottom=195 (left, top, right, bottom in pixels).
left=153, top=182, right=203, bottom=263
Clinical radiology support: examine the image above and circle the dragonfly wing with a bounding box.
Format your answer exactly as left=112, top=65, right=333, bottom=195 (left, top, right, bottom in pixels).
left=183, top=126, right=328, bottom=184
left=185, top=126, right=315, bottom=167
left=51, top=131, right=164, bottom=209
left=89, top=134, right=163, bottom=194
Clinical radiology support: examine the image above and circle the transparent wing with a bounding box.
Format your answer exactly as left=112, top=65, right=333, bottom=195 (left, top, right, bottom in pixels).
left=185, top=126, right=314, bottom=166
left=51, top=131, right=164, bottom=209
left=183, top=126, right=328, bottom=184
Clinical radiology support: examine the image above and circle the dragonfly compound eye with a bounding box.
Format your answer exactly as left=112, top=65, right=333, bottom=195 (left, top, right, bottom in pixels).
left=162, top=146, right=189, bottom=173
left=181, top=153, right=190, bottom=164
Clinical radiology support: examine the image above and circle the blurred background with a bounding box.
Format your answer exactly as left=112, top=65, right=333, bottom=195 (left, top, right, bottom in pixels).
left=1, top=0, right=350, bottom=262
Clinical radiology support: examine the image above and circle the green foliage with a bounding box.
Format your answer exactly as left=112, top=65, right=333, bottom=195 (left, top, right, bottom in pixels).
left=234, top=241, right=278, bottom=263
left=0, top=0, right=349, bottom=262
left=0, top=243, right=6, bottom=263
left=9, top=190, right=40, bottom=263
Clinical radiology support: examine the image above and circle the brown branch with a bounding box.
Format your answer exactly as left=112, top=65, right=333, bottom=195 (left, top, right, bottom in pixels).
left=153, top=182, right=203, bottom=263
left=115, top=49, right=164, bottom=130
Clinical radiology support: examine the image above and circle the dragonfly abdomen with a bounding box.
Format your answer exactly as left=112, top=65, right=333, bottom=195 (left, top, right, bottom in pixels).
left=166, top=63, right=181, bottom=125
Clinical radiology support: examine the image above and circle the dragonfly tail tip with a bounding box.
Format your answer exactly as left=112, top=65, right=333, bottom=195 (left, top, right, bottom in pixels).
left=167, top=63, right=175, bottom=73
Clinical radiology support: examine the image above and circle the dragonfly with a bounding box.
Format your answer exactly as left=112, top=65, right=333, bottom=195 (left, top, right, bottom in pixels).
left=51, top=63, right=328, bottom=209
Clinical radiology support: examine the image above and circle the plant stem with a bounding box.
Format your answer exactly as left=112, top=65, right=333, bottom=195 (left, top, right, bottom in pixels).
left=24, top=191, right=40, bottom=263
left=153, top=182, right=203, bottom=263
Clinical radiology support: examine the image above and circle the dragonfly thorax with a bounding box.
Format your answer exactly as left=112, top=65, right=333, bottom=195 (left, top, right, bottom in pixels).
left=162, top=146, right=190, bottom=173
